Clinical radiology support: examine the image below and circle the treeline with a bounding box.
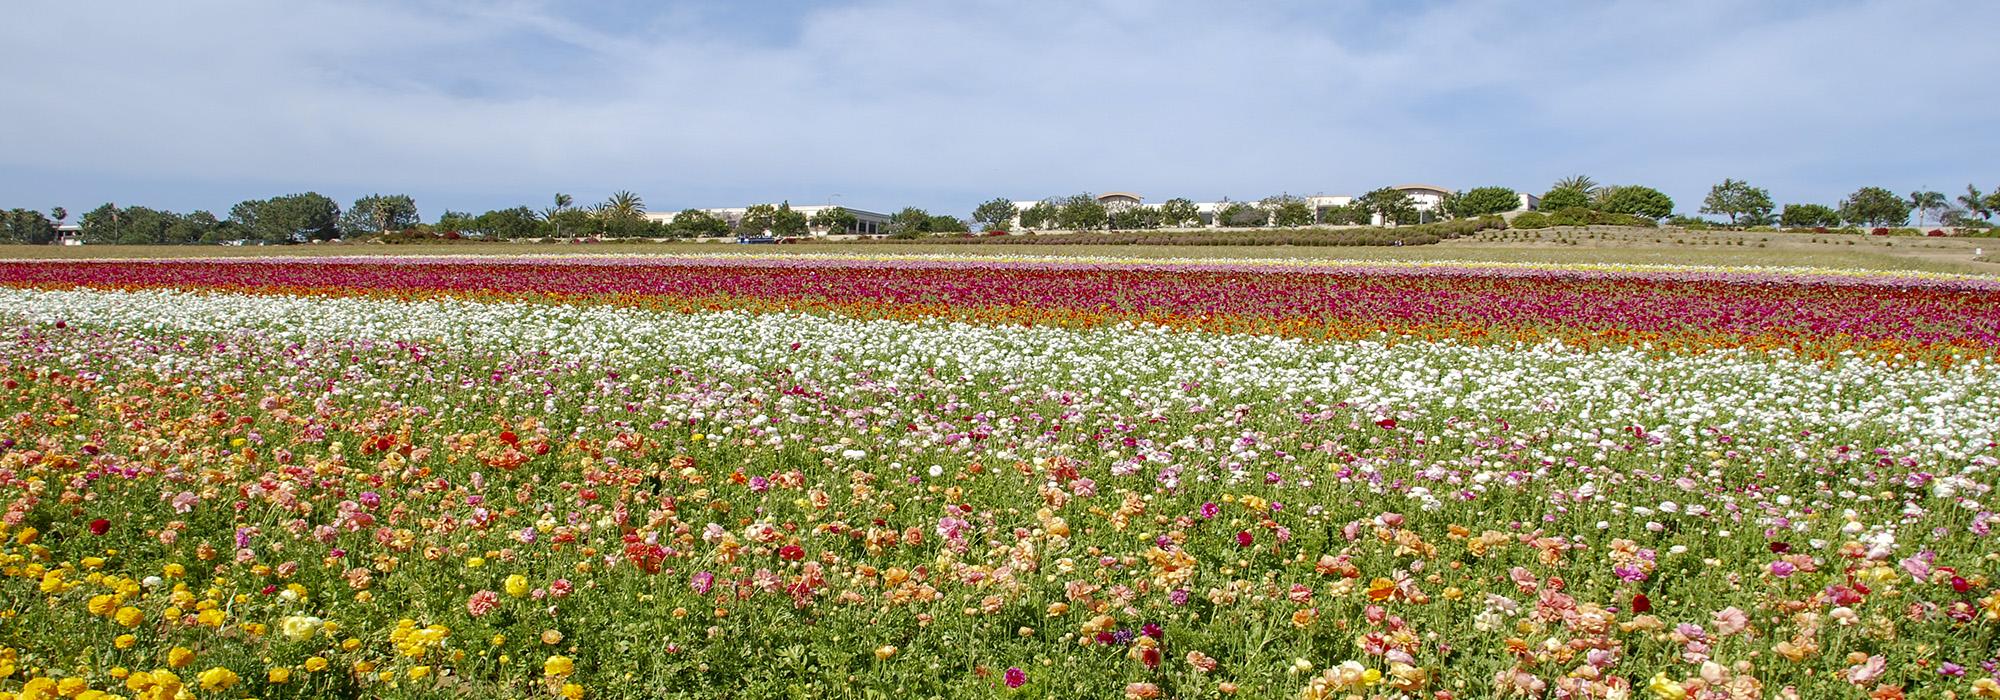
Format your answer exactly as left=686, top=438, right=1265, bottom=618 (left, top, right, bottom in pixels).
left=0, top=191, right=870, bottom=245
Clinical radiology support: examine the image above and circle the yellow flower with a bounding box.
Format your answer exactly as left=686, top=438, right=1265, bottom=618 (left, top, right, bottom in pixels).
left=114, top=635, right=136, bottom=650
left=408, top=665, right=432, bottom=680
left=20, top=678, right=56, bottom=699
left=504, top=574, right=531, bottom=598
left=1646, top=672, right=1687, bottom=700
left=87, top=594, right=117, bottom=617
left=124, top=671, right=155, bottom=692
left=166, top=647, right=195, bottom=668
left=544, top=655, right=575, bottom=678
left=465, top=557, right=486, bottom=569
left=14, top=527, right=38, bottom=545
left=195, top=608, right=225, bottom=627
left=302, top=657, right=329, bottom=673
left=874, top=645, right=898, bottom=661
left=563, top=683, right=586, bottom=700
left=1971, top=677, right=2000, bottom=698
left=540, top=630, right=564, bottom=646
left=114, top=607, right=144, bottom=628
left=197, top=667, right=239, bottom=692
left=56, top=677, right=90, bottom=697
left=162, top=563, right=184, bottom=579
left=267, top=667, right=292, bottom=684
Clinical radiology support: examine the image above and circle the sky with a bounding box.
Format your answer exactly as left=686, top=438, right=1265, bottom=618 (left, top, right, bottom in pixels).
left=2, top=0, right=1995, bottom=221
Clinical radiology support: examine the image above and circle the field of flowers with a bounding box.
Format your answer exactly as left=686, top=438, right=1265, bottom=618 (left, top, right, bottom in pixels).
left=0, top=253, right=1996, bottom=699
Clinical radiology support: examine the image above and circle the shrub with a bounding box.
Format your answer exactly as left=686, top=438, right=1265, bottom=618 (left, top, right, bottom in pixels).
left=1927, top=229, right=1947, bottom=237
left=1549, top=207, right=1592, bottom=227
left=1510, top=212, right=1551, bottom=229
left=1870, top=228, right=1890, bottom=236
left=856, top=227, right=1442, bottom=247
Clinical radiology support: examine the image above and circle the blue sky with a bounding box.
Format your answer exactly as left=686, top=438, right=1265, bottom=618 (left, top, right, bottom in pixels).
left=2, top=0, right=1994, bottom=221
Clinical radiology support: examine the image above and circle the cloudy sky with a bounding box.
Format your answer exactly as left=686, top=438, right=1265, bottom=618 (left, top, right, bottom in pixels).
left=2, top=0, right=1993, bottom=220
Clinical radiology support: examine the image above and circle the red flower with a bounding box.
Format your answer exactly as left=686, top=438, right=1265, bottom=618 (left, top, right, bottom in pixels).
left=778, top=544, right=805, bottom=561
left=1375, top=418, right=1398, bottom=430
left=1951, top=576, right=1970, bottom=594
left=1235, top=531, right=1254, bottom=548
left=1630, top=593, right=1651, bottom=613
left=498, top=430, right=519, bottom=445
left=88, top=519, right=111, bottom=536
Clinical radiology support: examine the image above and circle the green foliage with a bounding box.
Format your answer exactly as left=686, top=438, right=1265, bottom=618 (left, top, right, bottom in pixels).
left=1548, top=207, right=1592, bottom=227
left=1552, top=174, right=1599, bottom=194
left=1595, top=185, right=1675, bottom=220
left=926, top=214, right=968, bottom=233
left=1107, top=207, right=1159, bottom=230
left=229, top=192, right=342, bottom=242
left=342, top=193, right=420, bottom=236
left=1156, top=198, right=1199, bottom=228
left=472, top=207, right=542, bottom=240
left=1538, top=186, right=1590, bottom=212
left=434, top=210, right=476, bottom=234
left=1700, top=179, right=1773, bottom=225
left=1909, top=190, right=1948, bottom=227
left=971, top=198, right=1018, bottom=231
left=1260, top=195, right=1314, bottom=227
left=1454, top=187, right=1520, bottom=218
left=1055, top=194, right=1107, bottom=230
left=1017, top=201, right=1058, bottom=230
left=809, top=207, right=859, bottom=234
left=1957, top=185, right=1992, bottom=221
left=0, top=208, right=57, bottom=244
left=887, top=207, right=933, bottom=236
left=771, top=202, right=809, bottom=237
left=1216, top=201, right=1262, bottom=228
left=1839, top=187, right=1912, bottom=227
left=1357, top=187, right=1419, bottom=226
left=875, top=227, right=1442, bottom=247
left=1779, top=204, right=1842, bottom=229
left=1510, top=212, right=1551, bottom=229
left=1318, top=202, right=1371, bottom=226
left=668, top=210, right=730, bottom=238
left=736, top=204, right=781, bottom=236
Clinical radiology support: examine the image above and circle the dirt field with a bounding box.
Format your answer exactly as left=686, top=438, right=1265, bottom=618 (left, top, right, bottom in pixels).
left=4, top=227, right=1996, bottom=275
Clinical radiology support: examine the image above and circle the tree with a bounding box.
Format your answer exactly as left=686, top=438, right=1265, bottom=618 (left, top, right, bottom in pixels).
left=1453, top=187, right=1521, bottom=218
left=1986, top=190, right=2000, bottom=221
left=229, top=193, right=340, bottom=242
left=1838, top=187, right=1911, bottom=227
left=603, top=191, right=645, bottom=221
left=541, top=193, right=575, bottom=237
left=736, top=204, right=781, bottom=236
left=1552, top=175, right=1600, bottom=195
left=771, top=202, right=809, bottom=237
left=1699, top=179, right=1774, bottom=226
left=50, top=207, right=66, bottom=227
left=1596, top=186, right=1675, bottom=220
left=1779, top=204, right=1842, bottom=229
left=1260, top=195, right=1314, bottom=227
left=1055, top=194, right=1107, bottom=230
left=342, top=193, right=420, bottom=237
left=1108, top=207, right=1159, bottom=230
left=1957, top=186, right=1992, bottom=221
left=435, top=210, right=475, bottom=234
left=1909, top=190, right=1948, bottom=227
left=1018, top=201, right=1058, bottom=230
left=971, top=198, right=1018, bottom=231
left=79, top=203, right=126, bottom=243
left=1212, top=201, right=1259, bottom=227
left=475, top=207, right=543, bottom=240
left=668, top=209, right=729, bottom=238
left=1157, top=198, right=1199, bottom=228
left=888, top=207, right=933, bottom=236
left=167, top=210, right=221, bottom=244
left=926, top=214, right=968, bottom=233
left=809, top=206, right=858, bottom=234
left=1357, top=187, right=1418, bottom=225
left=1539, top=186, right=1590, bottom=213
left=0, top=209, right=57, bottom=244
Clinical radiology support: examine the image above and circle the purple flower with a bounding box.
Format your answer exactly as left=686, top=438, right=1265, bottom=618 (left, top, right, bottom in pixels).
left=1141, top=623, right=1163, bottom=639
left=1200, top=502, right=1219, bottom=519
left=1004, top=667, right=1026, bottom=688
left=691, top=570, right=715, bottom=595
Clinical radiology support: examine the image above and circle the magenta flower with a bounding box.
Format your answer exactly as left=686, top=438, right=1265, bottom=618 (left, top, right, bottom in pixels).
left=1004, top=667, right=1025, bottom=688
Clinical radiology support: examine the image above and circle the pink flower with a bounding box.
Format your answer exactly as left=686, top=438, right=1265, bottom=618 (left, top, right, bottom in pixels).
left=1711, top=606, right=1749, bottom=636
left=1004, top=667, right=1025, bottom=688
left=466, top=590, right=501, bottom=617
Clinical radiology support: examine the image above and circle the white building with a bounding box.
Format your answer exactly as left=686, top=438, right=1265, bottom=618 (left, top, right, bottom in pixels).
left=642, top=204, right=892, bottom=236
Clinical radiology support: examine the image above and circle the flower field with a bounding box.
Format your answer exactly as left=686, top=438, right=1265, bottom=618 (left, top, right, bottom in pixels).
left=0, top=253, right=1996, bottom=699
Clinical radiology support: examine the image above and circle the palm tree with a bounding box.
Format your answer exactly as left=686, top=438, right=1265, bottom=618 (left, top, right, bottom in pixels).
left=1553, top=175, right=1600, bottom=194
left=1910, top=190, right=1947, bottom=226
left=540, top=193, right=574, bottom=237
left=603, top=191, right=645, bottom=220
left=50, top=207, right=66, bottom=226
left=1959, top=185, right=1992, bottom=221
